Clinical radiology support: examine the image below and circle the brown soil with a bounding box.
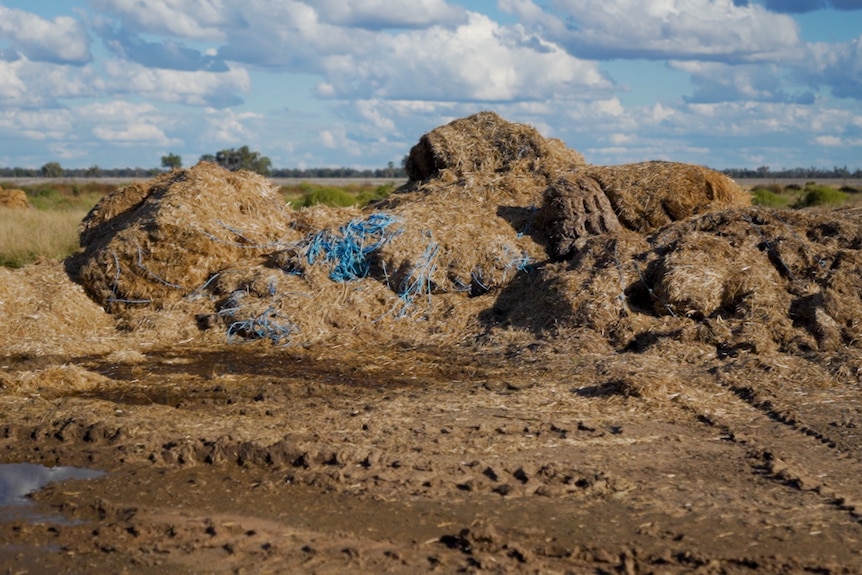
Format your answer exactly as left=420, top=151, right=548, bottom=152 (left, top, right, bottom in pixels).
left=1, top=113, right=862, bottom=574
left=2, top=339, right=862, bottom=574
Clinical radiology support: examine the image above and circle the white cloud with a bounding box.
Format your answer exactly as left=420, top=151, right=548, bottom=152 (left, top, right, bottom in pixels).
left=799, top=36, right=862, bottom=99
left=102, top=60, right=251, bottom=107
left=317, top=13, right=613, bottom=101
left=502, top=0, right=804, bottom=62
left=814, top=135, right=843, bottom=146
left=671, top=60, right=816, bottom=103
left=217, top=1, right=369, bottom=69
left=0, top=108, right=73, bottom=141
left=355, top=100, right=397, bottom=132
left=0, top=61, right=27, bottom=102
left=0, top=58, right=104, bottom=106
left=92, top=123, right=172, bottom=145
left=0, top=6, right=91, bottom=63
left=310, top=0, right=467, bottom=28
left=318, top=125, right=363, bottom=156
left=202, top=107, right=263, bottom=144
left=78, top=101, right=175, bottom=146
left=88, top=0, right=229, bottom=41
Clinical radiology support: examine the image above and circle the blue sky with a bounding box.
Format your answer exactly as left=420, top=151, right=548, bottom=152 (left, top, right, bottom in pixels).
left=0, top=0, right=860, bottom=171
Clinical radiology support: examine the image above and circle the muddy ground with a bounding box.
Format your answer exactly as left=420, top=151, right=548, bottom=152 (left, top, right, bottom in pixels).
left=0, top=339, right=860, bottom=575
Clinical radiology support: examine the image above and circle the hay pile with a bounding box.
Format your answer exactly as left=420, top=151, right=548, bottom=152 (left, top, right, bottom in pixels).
left=370, top=112, right=585, bottom=297
left=0, top=262, right=117, bottom=356
left=496, top=206, right=862, bottom=367
left=52, top=112, right=861, bottom=381
left=0, top=187, right=30, bottom=209
left=73, top=163, right=299, bottom=311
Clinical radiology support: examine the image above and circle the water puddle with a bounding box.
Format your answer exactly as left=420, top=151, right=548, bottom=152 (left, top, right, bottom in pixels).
left=0, top=463, right=103, bottom=523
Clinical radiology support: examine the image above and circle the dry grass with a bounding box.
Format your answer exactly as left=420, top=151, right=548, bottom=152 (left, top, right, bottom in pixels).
left=0, top=261, right=118, bottom=357
left=0, top=207, right=89, bottom=267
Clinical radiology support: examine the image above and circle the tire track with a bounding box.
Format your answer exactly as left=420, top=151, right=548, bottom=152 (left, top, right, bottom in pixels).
left=690, top=381, right=862, bottom=524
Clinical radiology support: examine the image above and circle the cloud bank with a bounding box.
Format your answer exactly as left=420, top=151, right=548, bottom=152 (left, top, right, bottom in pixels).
left=0, top=0, right=859, bottom=171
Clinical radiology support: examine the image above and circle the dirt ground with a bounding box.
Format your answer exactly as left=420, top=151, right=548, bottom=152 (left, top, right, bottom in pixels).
left=0, top=336, right=861, bottom=574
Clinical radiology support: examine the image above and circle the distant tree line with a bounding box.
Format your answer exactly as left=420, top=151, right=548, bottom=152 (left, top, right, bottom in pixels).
left=720, top=165, right=862, bottom=179
left=271, top=165, right=408, bottom=179
left=3, top=150, right=855, bottom=181
left=0, top=163, right=163, bottom=179
left=0, top=147, right=413, bottom=180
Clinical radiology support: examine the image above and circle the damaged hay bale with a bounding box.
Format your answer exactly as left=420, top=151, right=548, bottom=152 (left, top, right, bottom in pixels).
left=644, top=207, right=862, bottom=354
left=74, top=162, right=298, bottom=310
left=651, top=231, right=782, bottom=320
left=404, top=111, right=585, bottom=183
left=0, top=188, right=30, bottom=209
left=489, top=232, right=651, bottom=340
left=372, top=112, right=587, bottom=300
left=583, top=161, right=750, bottom=233
left=537, top=173, right=623, bottom=259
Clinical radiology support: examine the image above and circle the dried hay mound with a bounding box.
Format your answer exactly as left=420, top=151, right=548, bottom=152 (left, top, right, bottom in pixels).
left=371, top=112, right=589, bottom=298
left=490, top=231, right=652, bottom=341
left=537, top=173, right=623, bottom=259
left=511, top=206, right=862, bottom=364
left=0, top=261, right=117, bottom=357
left=184, top=251, right=494, bottom=348
left=0, top=364, right=112, bottom=398
left=648, top=207, right=862, bottom=355
left=53, top=111, right=857, bottom=377
left=73, top=162, right=299, bottom=310
left=582, top=161, right=750, bottom=234
left=404, top=111, right=585, bottom=183
left=0, top=188, right=30, bottom=209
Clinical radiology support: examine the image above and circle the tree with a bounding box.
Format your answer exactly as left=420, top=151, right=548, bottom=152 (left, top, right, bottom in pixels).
left=161, top=153, right=182, bottom=170
left=41, top=162, right=63, bottom=178
left=202, top=146, right=272, bottom=176
left=85, top=165, right=102, bottom=178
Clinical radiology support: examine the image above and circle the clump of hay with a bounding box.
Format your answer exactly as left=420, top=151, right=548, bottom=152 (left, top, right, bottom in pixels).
left=167, top=113, right=578, bottom=345
left=582, top=161, right=750, bottom=234
left=522, top=206, right=862, bottom=361
left=51, top=111, right=861, bottom=381
left=0, top=188, right=30, bottom=209
left=0, top=364, right=112, bottom=398
left=73, top=162, right=299, bottom=311
left=650, top=231, right=782, bottom=321
left=0, top=261, right=117, bottom=357
left=405, top=111, right=585, bottom=183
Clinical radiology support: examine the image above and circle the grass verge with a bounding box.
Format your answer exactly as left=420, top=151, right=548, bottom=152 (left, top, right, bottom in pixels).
left=0, top=208, right=88, bottom=268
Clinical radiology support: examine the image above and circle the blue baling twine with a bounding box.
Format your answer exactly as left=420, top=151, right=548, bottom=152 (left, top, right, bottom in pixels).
left=502, top=245, right=533, bottom=276
left=305, top=213, right=401, bottom=282
left=395, top=239, right=439, bottom=316
left=219, top=290, right=297, bottom=345
left=226, top=306, right=296, bottom=345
